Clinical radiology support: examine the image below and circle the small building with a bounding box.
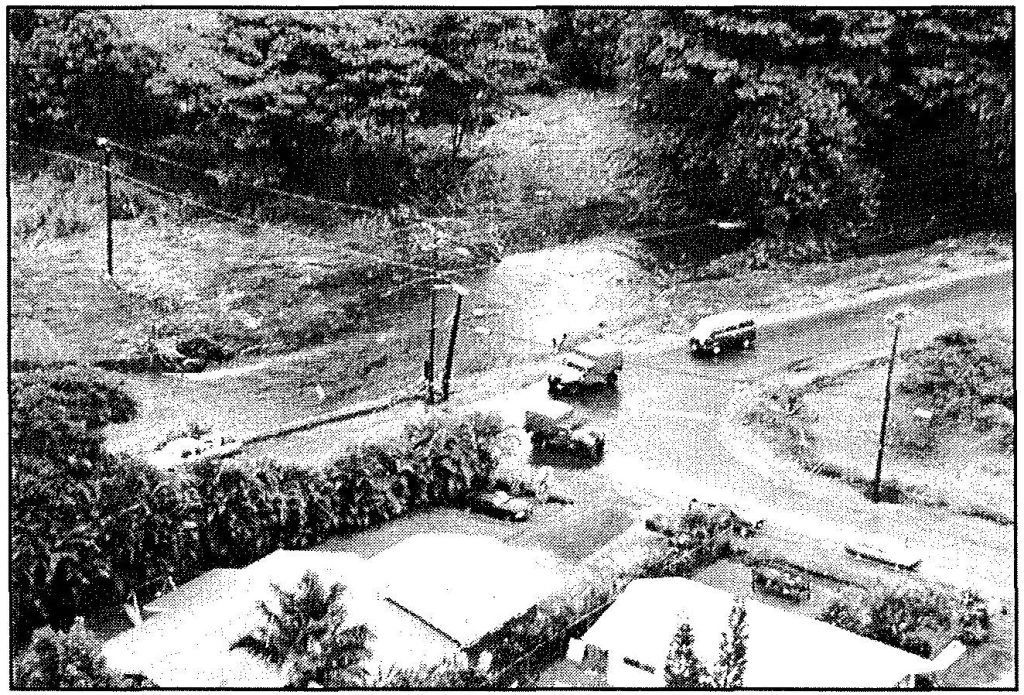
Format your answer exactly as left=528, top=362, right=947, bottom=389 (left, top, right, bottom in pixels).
left=103, top=550, right=463, bottom=687
left=103, top=534, right=564, bottom=687
left=560, top=577, right=934, bottom=688
left=367, top=533, right=564, bottom=648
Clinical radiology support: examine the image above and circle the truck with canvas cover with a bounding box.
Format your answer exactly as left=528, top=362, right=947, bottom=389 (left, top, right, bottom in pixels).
left=547, top=339, right=624, bottom=395
left=523, top=398, right=606, bottom=461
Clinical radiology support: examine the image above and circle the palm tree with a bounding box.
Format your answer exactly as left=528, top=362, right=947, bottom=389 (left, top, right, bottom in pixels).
left=231, top=570, right=374, bottom=688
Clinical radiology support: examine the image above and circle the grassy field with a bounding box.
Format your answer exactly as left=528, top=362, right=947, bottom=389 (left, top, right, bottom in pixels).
left=803, top=364, right=1013, bottom=525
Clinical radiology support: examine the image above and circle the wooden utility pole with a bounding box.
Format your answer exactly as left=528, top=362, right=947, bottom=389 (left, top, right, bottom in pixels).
left=99, top=138, right=113, bottom=276
left=872, top=323, right=901, bottom=503
left=441, top=284, right=467, bottom=402
left=426, top=244, right=440, bottom=405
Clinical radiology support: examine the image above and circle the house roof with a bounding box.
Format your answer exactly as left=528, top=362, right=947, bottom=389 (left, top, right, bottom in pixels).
left=367, top=533, right=564, bottom=647
left=578, top=577, right=933, bottom=688
left=143, top=568, right=241, bottom=616
left=103, top=550, right=462, bottom=688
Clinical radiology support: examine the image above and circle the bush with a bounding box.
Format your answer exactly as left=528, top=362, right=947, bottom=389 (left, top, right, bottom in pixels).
left=958, top=590, right=991, bottom=647
left=729, top=381, right=817, bottom=465
left=13, top=622, right=131, bottom=688
left=890, top=409, right=939, bottom=454
left=977, top=403, right=1014, bottom=450
left=11, top=366, right=137, bottom=463
left=372, top=661, right=485, bottom=688
left=820, top=585, right=961, bottom=656
left=902, top=325, right=1013, bottom=427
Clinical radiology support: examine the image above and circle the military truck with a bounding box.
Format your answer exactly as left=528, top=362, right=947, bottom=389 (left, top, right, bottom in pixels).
left=524, top=399, right=606, bottom=461
left=547, top=339, right=624, bottom=396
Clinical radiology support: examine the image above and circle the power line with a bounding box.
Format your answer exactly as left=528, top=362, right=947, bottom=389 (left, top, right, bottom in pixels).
left=10, top=140, right=103, bottom=170
left=111, top=138, right=382, bottom=216
left=111, top=169, right=436, bottom=275
left=43, top=124, right=384, bottom=216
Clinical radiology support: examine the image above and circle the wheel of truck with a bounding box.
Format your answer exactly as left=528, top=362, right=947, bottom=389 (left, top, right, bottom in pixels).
left=605, top=370, right=619, bottom=387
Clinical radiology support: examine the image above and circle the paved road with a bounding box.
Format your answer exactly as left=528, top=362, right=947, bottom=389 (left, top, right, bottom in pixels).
left=289, top=268, right=1014, bottom=603
left=558, top=270, right=1013, bottom=597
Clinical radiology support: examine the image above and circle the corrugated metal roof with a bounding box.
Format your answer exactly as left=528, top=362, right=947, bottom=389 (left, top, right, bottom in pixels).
left=368, top=533, right=565, bottom=647
left=580, top=577, right=933, bottom=688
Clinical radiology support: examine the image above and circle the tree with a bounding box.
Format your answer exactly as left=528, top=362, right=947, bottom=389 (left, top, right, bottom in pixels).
left=619, top=9, right=1012, bottom=256
left=712, top=600, right=748, bottom=687
left=664, top=600, right=747, bottom=689
left=664, top=621, right=708, bottom=688
left=209, top=10, right=341, bottom=190
left=14, top=621, right=129, bottom=688
left=416, top=10, right=544, bottom=160
left=539, top=10, right=625, bottom=89
left=231, top=570, right=374, bottom=688
left=9, top=10, right=161, bottom=140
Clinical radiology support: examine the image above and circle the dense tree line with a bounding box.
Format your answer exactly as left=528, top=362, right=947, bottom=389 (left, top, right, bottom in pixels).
left=618, top=9, right=1013, bottom=255
left=9, top=9, right=1010, bottom=254
left=10, top=9, right=543, bottom=207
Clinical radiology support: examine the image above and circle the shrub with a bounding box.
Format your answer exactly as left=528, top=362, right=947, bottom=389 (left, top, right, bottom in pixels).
left=820, top=585, right=961, bottom=656
left=889, top=409, right=939, bottom=454
left=977, top=403, right=1014, bottom=450
left=13, top=622, right=130, bottom=688
left=729, top=381, right=817, bottom=465
left=902, top=325, right=1013, bottom=428
left=957, top=590, right=991, bottom=647
left=372, top=661, right=484, bottom=688
left=11, top=366, right=137, bottom=463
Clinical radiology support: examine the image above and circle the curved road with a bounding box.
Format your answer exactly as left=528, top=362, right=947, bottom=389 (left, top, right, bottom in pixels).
left=559, top=270, right=1013, bottom=598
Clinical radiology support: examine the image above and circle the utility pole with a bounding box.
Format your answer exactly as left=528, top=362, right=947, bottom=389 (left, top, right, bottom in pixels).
left=873, top=307, right=914, bottom=502
left=441, top=284, right=467, bottom=402
left=425, top=232, right=439, bottom=405
left=99, top=138, right=113, bottom=276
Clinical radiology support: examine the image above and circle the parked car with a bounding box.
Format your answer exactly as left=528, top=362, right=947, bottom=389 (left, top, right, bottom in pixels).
left=524, top=399, right=606, bottom=461
left=689, top=310, right=756, bottom=356
left=468, top=490, right=535, bottom=521
left=548, top=339, right=624, bottom=395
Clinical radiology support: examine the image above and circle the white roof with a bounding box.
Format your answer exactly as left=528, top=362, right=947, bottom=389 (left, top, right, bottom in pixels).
left=579, top=577, right=932, bottom=688
left=368, top=534, right=564, bottom=646
left=104, top=550, right=462, bottom=687
left=690, top=310, right=754, bottom=341
left=144, top=568, right=241, bottom=616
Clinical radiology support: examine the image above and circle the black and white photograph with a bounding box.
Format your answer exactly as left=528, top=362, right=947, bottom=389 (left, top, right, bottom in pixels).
left=6, top=6, right=1016, bottom=689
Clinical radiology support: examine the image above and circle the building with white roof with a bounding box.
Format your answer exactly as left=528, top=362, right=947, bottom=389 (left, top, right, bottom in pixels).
left=566, top=577, right=934, bottom=688
left=103, top=534, right=565, bottom=687
left=103, top=549, right=463, bottom=687
left=367, top=533, right=564, bottom=647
